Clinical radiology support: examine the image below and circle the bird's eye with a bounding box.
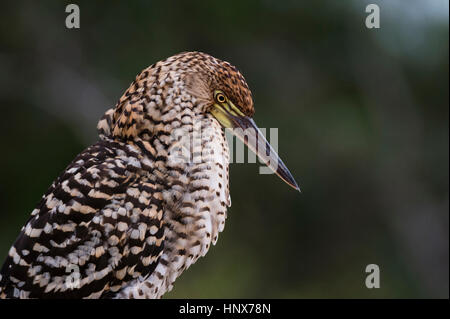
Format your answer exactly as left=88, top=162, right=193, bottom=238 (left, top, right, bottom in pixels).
left=215, top=92, right=226, bottom=103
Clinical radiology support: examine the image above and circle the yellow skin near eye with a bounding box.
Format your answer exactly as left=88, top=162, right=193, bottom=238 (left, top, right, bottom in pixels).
left=211, top=90, right=246, bottom=128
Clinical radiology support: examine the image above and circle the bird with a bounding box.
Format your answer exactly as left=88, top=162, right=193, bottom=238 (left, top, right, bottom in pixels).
left=0, top=51, right=299, bottom=299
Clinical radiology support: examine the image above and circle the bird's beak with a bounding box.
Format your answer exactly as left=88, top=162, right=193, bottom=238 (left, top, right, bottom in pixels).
left=211, top=101, right=300, bottom=192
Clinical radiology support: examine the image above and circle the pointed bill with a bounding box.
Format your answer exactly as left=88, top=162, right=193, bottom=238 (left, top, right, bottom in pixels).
left=229, top=116, right=300, bottom=192
left=210, top=98, right=300, bottom=192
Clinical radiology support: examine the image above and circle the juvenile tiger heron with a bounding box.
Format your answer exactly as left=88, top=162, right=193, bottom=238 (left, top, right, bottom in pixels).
left=0, top=52, right=299, bottom=298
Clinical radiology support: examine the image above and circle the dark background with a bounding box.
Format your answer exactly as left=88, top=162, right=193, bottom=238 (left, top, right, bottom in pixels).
left=0, top=1, right=448, bottom=298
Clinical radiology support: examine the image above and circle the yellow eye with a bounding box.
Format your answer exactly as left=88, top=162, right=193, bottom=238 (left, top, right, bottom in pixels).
left=215, top=92, right=226, bottom=104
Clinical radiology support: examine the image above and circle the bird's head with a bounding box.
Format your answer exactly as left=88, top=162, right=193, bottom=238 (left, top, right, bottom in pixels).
left=98, top=51, right=299, bottom=191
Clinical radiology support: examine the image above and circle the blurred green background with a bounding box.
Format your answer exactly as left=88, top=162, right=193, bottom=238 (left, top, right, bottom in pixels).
left=0, top=0, right=448, bottom=298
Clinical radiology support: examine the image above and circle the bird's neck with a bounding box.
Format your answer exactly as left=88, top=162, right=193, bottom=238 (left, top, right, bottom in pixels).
left=102, top=115, right=231, bottom=298
left=151, top=116, right=231, bottom=297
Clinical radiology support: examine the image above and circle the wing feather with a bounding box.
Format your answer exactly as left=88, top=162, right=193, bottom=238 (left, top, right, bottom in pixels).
left=0, top=140, right=165, bottom=298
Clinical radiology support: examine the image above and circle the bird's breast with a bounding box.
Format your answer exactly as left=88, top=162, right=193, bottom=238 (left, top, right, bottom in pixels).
left=129, top=115, right=231, bottom=298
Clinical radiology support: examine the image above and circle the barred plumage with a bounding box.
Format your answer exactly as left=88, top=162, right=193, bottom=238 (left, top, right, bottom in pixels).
left=0, top=52, right=298, bottom=298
